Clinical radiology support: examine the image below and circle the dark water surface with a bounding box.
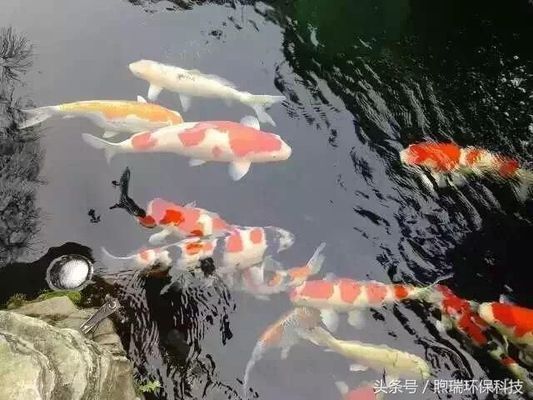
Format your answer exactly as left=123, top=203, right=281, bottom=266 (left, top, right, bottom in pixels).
left=1, top=0, right=532, bottom=399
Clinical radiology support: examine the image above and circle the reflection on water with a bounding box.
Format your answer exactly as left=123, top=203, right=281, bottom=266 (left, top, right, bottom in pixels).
left=1, top=0, right=532, bottom=399
left=0, top=27, right=41, bottom=265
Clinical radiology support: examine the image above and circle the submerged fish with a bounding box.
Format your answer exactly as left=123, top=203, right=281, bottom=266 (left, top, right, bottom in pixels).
left=335, top=381, right=383, bottom=400
left=400, top=142, right=533, bottom=198
left=242, top=307, right=322, bottom=397
left=82, top=116, right=292, bottom=180
left=299, top=327, right=431, bottom=380
left=266, top=242, right=326, bottom=289
left=478, top=301, right=533, bottom=365
left=289, top=276, right=442, bottom=331
left=425, top=285, right=533, bottom=393
left=18, top=97, right=183, bottom=138
left=129, top=59, right=285, bottom=126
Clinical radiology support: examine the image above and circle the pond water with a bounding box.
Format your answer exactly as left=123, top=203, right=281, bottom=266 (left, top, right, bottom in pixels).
left=1, top=0, right=532, bottom=399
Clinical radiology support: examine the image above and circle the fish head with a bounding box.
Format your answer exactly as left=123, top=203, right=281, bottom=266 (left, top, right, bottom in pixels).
left=265, top=226, right=295, bottom=253
left=138, top=215, right=157, bottom=228
left=129, top=59, right=157, bottom=80
left=277, top=139, right=292, bottom=161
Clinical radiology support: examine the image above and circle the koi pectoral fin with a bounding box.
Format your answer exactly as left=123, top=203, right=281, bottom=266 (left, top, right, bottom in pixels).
left=320, top=309, right=339, bottom=332
left=179, top=94, right=192, bottom=111
left=347, top=310, right=365, bottom=329
left=103, top=131, right=120, bottom=139
left=149, top=229, right=172, bottom=245
left=229, top=161, right=252, bottom=181
left=189, top=158, right=206, bottom=167
left=148, top=84, right=163, bottom=101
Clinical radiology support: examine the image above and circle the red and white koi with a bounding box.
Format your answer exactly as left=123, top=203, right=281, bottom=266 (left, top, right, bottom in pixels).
left=233, top=242, right=326, bottom=299
left=289, top=277, right=440, bottom=331
left=242, top=307, right=322, bottom=397
left=478, top=301, right=533, bottom=365
left=400, top=142, right=533, bottom=197
left=424, top=285, right=533, bottom=393
left=82, top=116, right=292, bottom=180
left=335, top=381, right=383, bottom=400
left=129, top=60, right=285, bottom=126
left=134, top=197, right=232, bottom=244
left=265, top=242, right=326, bottom=289
left=100, top=245, right=173, bottom=278
left=18, top=98, right=183, bottom=138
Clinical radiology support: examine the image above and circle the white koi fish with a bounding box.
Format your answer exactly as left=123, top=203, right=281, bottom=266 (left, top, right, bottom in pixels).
left=18, top=97, right=183, bottom=138
left=82, top=116, right=292, bottom=180
left=129, top=60, right=285, bottom=126
left=299, top=327, right=431, bottom=380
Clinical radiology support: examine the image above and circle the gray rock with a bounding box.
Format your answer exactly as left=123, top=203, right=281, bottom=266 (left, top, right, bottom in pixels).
left=0, top=297, right=140, bottom=400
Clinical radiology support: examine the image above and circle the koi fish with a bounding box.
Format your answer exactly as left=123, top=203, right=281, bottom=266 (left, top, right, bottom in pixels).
left=129, top=59, right=285, bottom=126
left=335, top=381, right=383, bottom=400
left=82, top=116, right=292, bottom=180
left=298, top=327, right=431, bottom=380
left=138, top=197, right=232, bottom=244
left=400, top=142, right=533, bottom=198
left=265, top=242, right=326, bottom=289
left=109, top=167, right=232, bottom=242
left=100, top=246, right=173, bottom=278
left=289, top=276, right=445, bottom=332
left=424, top=285, right=533, bottom=393
left=478, top=301, right=533, bottom=366
left=242, top=307, right=322, bottom=397
left=18, top=97, right=183, bottom=138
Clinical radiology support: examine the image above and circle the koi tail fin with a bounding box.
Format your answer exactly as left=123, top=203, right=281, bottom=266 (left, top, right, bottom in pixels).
left=241, top=94, right=285, bottom=126
left=413, top=272, right=454, bottom=303
left=18, top=106, right=56, bottom=129
left=100, top=247, right=133, bottom=274
left=242, top=342, right=264, bottom=400
left=82, top=133, right=122, bottom=163
left=307, top=242, right=326, bottom=275
left=109, top=168, right=147, bottom=218
left=513, top=169, right=533, bottom=202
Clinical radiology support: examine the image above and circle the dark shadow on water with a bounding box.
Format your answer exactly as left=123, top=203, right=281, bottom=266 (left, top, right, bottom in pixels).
left=0, top=27, right=42, bottom=265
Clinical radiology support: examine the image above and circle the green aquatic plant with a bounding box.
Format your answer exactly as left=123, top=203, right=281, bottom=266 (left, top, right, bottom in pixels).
left=4, top=290, right=82, bottom=310
left=36, top=290, right=82, bottom=305
left=137, top=379, right=161, bottom=394
left=5, top=293, right=27, bottom=310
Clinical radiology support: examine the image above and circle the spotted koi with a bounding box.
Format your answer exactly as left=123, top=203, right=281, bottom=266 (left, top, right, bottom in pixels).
left=400, top=142, right=533, bottom=198
left=425, top=285, right=533, bottom=393
left=478, top=301, right=533, bottom=365
left=82, top=116, right=292, bottom=180
left=289, top=277, right=439, bottom=331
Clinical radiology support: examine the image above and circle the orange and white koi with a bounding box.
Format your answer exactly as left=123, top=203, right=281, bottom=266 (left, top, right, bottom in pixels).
left=242, top=307, right=322, bottom=397
left=400, top=142, right=533, bottom=197
left=233, top=242, right=326, bottom=299
left=82, top=116, right=292, bottom=180
left=424, top=285, right=533, bottom=393
left=299, top=327, right=431, bottom=380
left=478, top=301, right=533, bottom=365
left=18, top=98, right=183, bottom=138
left=289, top=277, right=441, bottom=331
left=100, top=245, right=173, bottom=278
left=335, top=381, right=383, bottom=400
left=265, top=242, right=326, bottom=289
left=129, top=60, right=285, bottom=126
left=134, top=197, right=232, bottom=244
